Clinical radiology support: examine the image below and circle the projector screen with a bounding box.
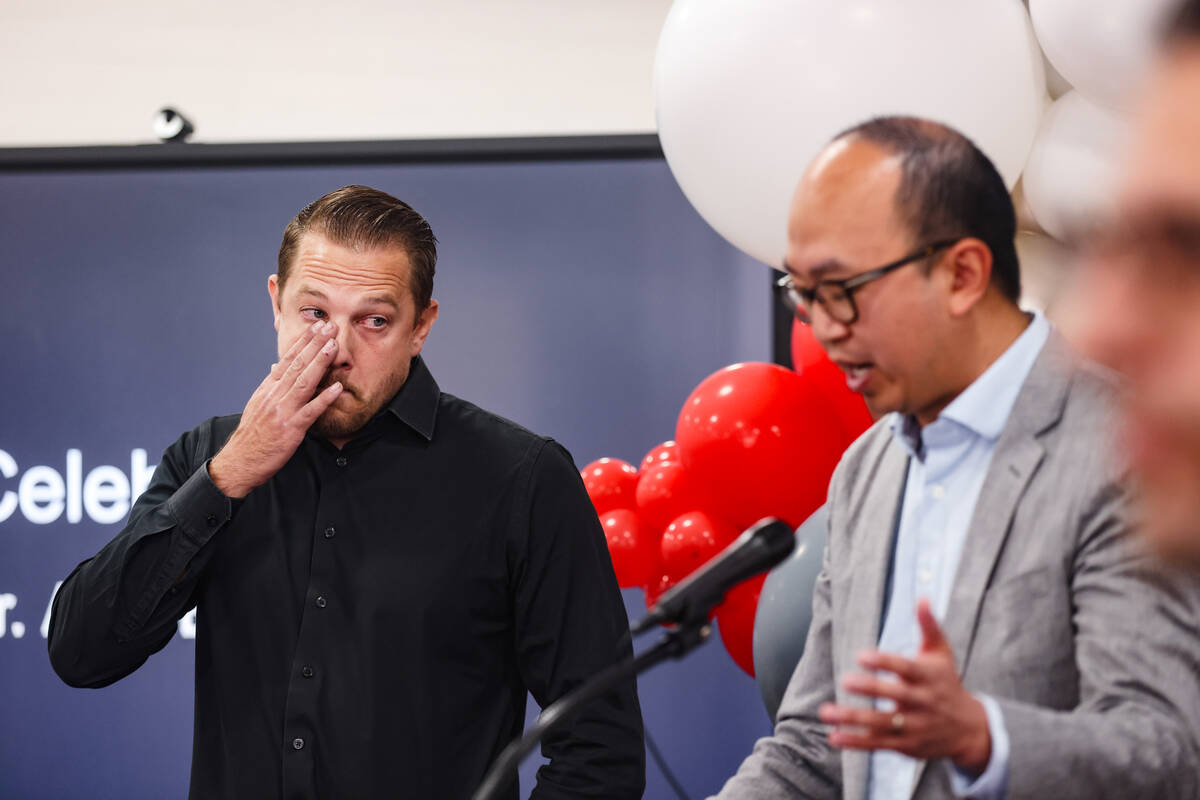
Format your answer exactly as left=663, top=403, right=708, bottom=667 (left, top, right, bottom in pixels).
left=0, top=138, right=776, bottom=799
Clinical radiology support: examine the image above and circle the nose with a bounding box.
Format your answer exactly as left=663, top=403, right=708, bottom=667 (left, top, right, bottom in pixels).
left=328, top=321, right=354, bottom=370
left=808, top=303, right=851, bottom=347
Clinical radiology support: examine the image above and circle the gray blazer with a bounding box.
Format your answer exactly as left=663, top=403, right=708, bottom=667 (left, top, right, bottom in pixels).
left=713, top=334, right=1200, bottom=800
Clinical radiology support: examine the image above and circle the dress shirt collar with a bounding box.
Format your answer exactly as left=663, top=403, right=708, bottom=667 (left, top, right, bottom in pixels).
left=382, top=355, right=440, bottom=441
left=890, top=311, right=1051, bottom=459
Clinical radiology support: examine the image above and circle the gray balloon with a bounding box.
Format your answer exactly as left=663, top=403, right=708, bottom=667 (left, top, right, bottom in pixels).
left=752, top=505, right=828, bottom=722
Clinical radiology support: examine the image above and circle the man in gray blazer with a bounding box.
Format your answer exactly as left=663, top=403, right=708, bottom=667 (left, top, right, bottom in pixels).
left=714, top=117, right=1200, bottom=799
left=1075, top=0, right=1200, bottom=573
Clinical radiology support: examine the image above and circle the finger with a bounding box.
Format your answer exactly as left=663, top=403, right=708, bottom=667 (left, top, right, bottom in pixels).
left=246, top=360, right=284, bottom=404
left=295, top=381, right=343, bottom=427
left=274, top=321, right=322, bottom=378
left=284, top=336, right=339, bottom=406
left=827, top=728, right=909, bottom=752
left=281, top=323, right=334, bottom=387
left=856, top=650, right=924, bottom=682
left=818, top=703, right=903, bottom=731
left=841, top=672, right=922, bottom=706
left=916, top=597, right=949, bottom=653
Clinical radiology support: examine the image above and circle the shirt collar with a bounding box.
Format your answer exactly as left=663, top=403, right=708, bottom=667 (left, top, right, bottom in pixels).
left=383, top=355, right=439, bottom=441
left=890, top=311, right=1051, bottom=456
left=891, top=413, right=926, bottom=461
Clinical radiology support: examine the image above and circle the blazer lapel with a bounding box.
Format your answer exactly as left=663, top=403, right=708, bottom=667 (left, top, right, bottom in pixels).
left=907, top=333, right=1074, bottom=796
left=943, top=334, right=1072, bottom=670
left=842, top=441, right=910, bottom=800
left=941, top=437, right=1044, bottom=670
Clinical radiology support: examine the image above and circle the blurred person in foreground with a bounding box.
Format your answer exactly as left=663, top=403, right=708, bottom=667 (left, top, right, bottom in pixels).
left=47, top=185, right=645, bottom=799
left=1074, top=0, right=1200, bottom=573
left=711, top=116, right=1200, bottom=800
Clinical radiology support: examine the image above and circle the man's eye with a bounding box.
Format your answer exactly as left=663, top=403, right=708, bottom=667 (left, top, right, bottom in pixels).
left=300, top=308, right=327, bottom=321
left=364, top=316, right=387, bottom=329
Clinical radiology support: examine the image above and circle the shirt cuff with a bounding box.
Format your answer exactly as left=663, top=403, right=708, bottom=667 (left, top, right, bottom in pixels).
left=167, top=459, right=239, bottom=547
left=947, top=693, right=1010, bottom=799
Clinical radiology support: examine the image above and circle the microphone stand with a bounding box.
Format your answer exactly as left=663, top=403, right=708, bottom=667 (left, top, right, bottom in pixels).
left=470, top=619, right=713, bottom=800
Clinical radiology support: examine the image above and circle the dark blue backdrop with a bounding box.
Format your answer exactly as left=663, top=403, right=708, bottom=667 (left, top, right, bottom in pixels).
left=0, top=154, right=773, bottom=798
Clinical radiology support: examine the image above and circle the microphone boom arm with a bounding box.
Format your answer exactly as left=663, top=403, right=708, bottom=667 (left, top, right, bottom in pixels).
left=471, top=517, right=796, bottom=800
left=470, top=623, right=712, bottom=800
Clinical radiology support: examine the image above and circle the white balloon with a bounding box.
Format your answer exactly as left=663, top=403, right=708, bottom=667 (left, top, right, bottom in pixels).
left=1029, top=0, right=1181, bottom=110
left=1015, top=230, right=1071, bottom=314
left=1043, top=51, right=1074, bottom=100
left=1021, top=90, right=1129, bottom=241
left=653, top=0, right=1046, bottom=268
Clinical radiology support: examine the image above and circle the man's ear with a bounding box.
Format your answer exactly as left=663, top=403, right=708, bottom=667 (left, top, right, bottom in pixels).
left=410, top=299, right=439, bottom=357
left=943, top=238, right=993, bottom=317
left=267, top=274, right=282, bottom=332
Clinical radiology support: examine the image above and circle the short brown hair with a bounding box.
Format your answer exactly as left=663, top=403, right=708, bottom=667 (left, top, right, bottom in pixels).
left=277, top=185, right=438, bottom=312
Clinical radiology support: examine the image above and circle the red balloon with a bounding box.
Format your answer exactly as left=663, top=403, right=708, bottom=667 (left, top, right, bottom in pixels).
left=635, top=460, right=703, bottom=534
left=660, top=511, right=738, bottom=583
left=644, top=572, right=673, bottom=611
left=790, top=320, right=874, bottom=438
left=642, top=568, right=716, bottom=629
left=676, top=362, right=853, bottom=530
left=600, top=509, right=658, bottom=589
left=580, top=458, right=639, bottom=515
left=640, top=440, right=680, bottom=472
left=715, top=574, right=766, bottom=677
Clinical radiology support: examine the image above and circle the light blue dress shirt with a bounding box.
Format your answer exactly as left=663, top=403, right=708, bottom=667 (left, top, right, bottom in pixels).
left=867, top=312, right=1050, bottom=800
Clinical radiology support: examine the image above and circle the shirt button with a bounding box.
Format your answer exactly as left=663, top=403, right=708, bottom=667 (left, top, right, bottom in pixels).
left=315, top=595, right=327, bottom=608
left=302, top=666, right=314, bottom=678
left=292, top=738, right=305, bottom=750
left=324, top=526, right=336, bottom=539
left=336, top=455, right=348, bottom=467
left=919, top=569, right=933, bottom=584
left=931, top=485, right=946, bottom=499
left=206, top=514, right=219, bottom=527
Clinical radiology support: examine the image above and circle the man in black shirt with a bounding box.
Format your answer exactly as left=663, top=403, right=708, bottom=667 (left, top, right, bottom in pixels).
left=47, top=185, right=646, bottom=799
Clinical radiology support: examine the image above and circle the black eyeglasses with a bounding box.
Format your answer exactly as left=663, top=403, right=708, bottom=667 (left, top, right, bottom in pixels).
left=775, top=239, right=960, bottom=325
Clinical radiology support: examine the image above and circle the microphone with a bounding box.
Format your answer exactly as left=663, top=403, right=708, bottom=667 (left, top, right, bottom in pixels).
left=630, top=518, right=796, bottom=634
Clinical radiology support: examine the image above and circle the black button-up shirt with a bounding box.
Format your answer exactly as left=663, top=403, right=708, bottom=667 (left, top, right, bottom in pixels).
left=48, top=357, right=645, bottom=799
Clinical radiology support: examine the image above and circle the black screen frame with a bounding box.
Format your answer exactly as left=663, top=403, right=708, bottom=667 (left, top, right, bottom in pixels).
left=0, top=133, right=791, bottom=367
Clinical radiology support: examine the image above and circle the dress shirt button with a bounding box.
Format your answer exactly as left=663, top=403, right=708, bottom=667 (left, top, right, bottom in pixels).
left=206, top=514, right=219, bottom=527
left=324, top=526, right=336, bottom=539
left=315, top=595, right=327, bottom=608
left=919, top=569, right=933, bottom=584
left=302, top=666, right=314, bottom=678
left=336, top=455, right=348, bottom=467
left=931, top=485, right=946, bottom=500
left=292, top=738, right=305, bottom=750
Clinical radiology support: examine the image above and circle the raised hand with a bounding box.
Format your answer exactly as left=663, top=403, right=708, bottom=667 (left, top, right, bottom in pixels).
left=209, top=320, right=344, bottom=498
left=818, top=597, right=992, bottom=774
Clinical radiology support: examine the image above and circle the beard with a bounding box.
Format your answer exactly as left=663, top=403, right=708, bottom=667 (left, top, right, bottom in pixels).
left=311, top=400, right=374, bottom=442
left=308, top=365, right=407, bottom=442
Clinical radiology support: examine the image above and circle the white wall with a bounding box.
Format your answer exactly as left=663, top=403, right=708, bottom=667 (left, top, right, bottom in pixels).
left=0, top=0, right=672, bottom=147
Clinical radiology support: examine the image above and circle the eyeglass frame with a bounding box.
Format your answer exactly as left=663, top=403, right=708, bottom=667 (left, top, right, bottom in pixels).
left=775, top=239, right=961, bottom=325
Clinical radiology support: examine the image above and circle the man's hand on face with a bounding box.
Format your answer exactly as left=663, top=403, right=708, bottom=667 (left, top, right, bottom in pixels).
left=209, top=321, right=343, bottom=498
left=818, top=598, right=992, bottom=775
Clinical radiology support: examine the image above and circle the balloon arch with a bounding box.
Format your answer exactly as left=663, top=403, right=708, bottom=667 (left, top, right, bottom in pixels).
left=589, top=0, right=1182, bottom=677
left=582, top=328, right=871, bottom=675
